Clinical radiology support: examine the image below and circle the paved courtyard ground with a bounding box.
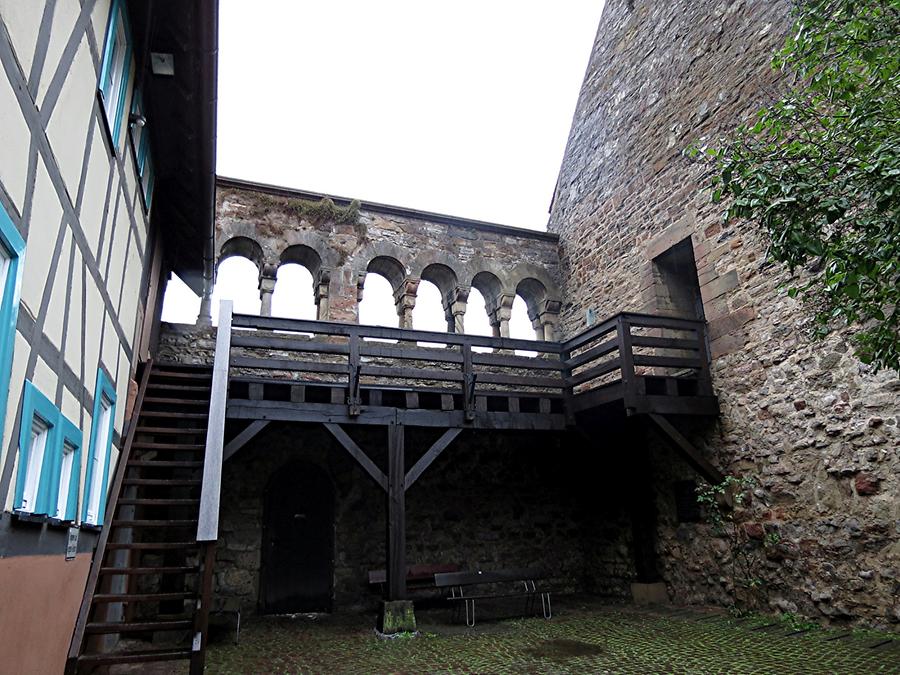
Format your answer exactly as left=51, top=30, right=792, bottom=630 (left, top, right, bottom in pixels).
left=202, top=598, right=900, bottom=674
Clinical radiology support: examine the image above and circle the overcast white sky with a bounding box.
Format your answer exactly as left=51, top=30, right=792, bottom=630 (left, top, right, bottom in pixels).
left=162, top=0, right=606, bottom=335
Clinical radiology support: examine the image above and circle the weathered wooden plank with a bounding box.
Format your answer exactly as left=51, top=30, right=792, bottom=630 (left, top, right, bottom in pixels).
left=564, top=337, right=619, bottom=369
left=567, top=358, right=622, bottom=387
left=197, top=300, right=232, bottom=542
left=471, top=352, right=563, bottom=371
left=230, top=355, right=347, bottom=376
left=632, top=355, right=703, bottom=369
left=232, top=313, right=561, bottom=353
left=620, top=312, right=704, bottom=331
left=570, top=382, right=625, bottom=412
left=222, top=420, right=270, bottom=462
left=630, top=335, right=699, bottom=350
left=360, top=343, right=464, bottom=364
left=405, top=428, right=463, bottom=489
left=648, top=413, right=724, bottom=484
left=324, top=423, right=388, bottom=491
left=227, top=400, right=567, bottom=430
left=231, top=335, right=349, bottom=355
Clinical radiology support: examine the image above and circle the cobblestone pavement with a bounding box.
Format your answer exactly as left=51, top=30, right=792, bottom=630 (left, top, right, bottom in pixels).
left=203, top=599, right=900, bottom=674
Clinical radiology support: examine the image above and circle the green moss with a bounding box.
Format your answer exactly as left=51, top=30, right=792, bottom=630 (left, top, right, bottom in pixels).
left=250, top=193, right=361, bottom=226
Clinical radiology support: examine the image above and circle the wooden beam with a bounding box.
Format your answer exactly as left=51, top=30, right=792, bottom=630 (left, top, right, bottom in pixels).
left=648, top=413, right=725, bottom=485
left=404, top=428, right=462, bottom=489
left=386, top=423, right=406, bottom=600
left=197, top=300, right=233, bottom=542
left=222, top=420, right=270, bottom=462
left=324, top=423, right=388, bottom=491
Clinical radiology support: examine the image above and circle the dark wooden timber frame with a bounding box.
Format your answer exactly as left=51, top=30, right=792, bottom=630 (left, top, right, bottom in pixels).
left=202, top=303, right=723, bottom=603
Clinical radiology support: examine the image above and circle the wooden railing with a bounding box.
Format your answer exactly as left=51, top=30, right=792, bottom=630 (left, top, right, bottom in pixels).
left=227, top=311, right=566, bottom=419
left=217, top=309, right=713, bottom=415
left=561, top=312, right=714, bottom=414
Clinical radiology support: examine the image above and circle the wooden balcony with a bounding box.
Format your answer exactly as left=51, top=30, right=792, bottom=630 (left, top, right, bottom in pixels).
left=217, top=309, right=718, bottom=430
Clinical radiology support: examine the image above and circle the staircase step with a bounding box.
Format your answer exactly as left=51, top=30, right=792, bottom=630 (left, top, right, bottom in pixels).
left=112, top=519, right=199, bottom=528
left=77, top=647, right=192, bottom=666
left=151, top=369, right=212, bottom=380
left=106, top=541, right=200, bottom=551
left=122, top=478, right=201, bottom=487
left=147, top=383, right=212, bottom=393
left=144, top=397, right=210, bottom=406
left=85, top=619, right=192, bottom=634
left=117, top=497, right=201, bottom=506
left=128, top=460, right=204, bottom=468
left=135, top=426, right=207, bottom=435
left=93, top=591, right=196, bottom=603
left=139, top=411, right=208, bottom=419
left=100, top=566, right=198, bottom=575
left=133, top=442, right=205, bottom=450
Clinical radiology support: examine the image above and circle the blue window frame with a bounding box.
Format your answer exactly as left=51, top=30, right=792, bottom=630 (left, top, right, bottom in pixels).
left=98, top=0, right=133, bottom=150
left=13, top=382, right=60, bottom=516
left=82, top=369, right=117, bottom=526
left=52, top=417, right=83, bottom=522
left=130, top=89, right=154, bottom=211
left=0, top=203, right=25, bottom=449
left=12, top=382, right=83, bottom=521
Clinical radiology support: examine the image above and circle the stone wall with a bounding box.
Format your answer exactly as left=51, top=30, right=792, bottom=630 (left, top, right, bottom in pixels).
left=549, top=0, right=899, bottom=628
left=213, top=423, right=638, bottom=615
left=215, top=179, right=563, bottom=340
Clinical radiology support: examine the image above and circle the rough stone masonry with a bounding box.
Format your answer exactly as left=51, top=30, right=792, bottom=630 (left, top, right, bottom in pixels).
left=549, top=0, right=899, bottom=627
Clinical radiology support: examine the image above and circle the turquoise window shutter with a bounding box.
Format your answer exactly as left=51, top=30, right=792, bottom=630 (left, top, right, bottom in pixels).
left=14, top=381, right=60, bottom=515
left=0, top=203, right=25, bottom=449
left=98, top=1, right=119, bottom=97
left=58, top=415, right=83, bottom=522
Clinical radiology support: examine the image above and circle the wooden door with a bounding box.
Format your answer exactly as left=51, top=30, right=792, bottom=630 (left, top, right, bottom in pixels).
left=260, top=462, right=334, bottom=613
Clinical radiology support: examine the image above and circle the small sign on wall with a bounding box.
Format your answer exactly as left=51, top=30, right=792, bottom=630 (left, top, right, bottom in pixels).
left=66, top=527, right=79, bottom=560
left=585, top=307, right=598, bottom=326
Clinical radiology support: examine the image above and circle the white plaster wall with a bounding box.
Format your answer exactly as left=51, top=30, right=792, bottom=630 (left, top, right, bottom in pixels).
left=0, top=67, right=30, bottom=211
left=43, top=229, right=73, bottom=351
left=0, top=1, right=43, bottom=77
left=19, top=158, right=63, bottom=314
left=45, top=34, right=95, bottom=201
left=34, top=1, right=80, bottom=107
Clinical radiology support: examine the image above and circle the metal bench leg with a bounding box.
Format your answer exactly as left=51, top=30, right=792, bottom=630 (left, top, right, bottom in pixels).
left=541, top=592, right=552, bottom=619
left=465, top=599, right=475, bottom=627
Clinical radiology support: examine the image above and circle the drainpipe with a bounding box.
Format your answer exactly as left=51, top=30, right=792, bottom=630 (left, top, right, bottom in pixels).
left=196, top=0, right=219, bottom=327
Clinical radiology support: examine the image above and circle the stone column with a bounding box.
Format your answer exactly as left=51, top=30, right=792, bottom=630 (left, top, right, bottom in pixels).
left=393, top=278, right=419, bottom=329
left=196, top=278, right=213, bottom=327
left=488, top=293, right=515, bottom=338
left=315, top=269, right=331, bottom=321
left=258, top=265, right=277, bottom=317
left=538, top=300, right=562, bottom=342
left=443, top=285, right=470, bottom=333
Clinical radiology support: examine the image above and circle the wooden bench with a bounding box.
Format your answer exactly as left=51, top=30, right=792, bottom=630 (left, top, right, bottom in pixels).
left=434, top=568, right=552, bottom=627
left=367, top=563, right=460, bottom=594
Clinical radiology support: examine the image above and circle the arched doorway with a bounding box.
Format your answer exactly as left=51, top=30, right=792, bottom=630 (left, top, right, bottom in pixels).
left=260, top=462, right=334, bottom=613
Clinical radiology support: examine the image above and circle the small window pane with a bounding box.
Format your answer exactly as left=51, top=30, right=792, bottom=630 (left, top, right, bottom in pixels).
left=86, top=398, right=112, bottom=524
left=55, top=441, right=76, bottom=519
left=21, top=417, right=50, bottom=512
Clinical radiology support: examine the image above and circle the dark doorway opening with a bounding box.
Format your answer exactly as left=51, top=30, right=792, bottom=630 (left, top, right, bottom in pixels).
left=653, top=238, right=705, bottom=320
left=260, top=461, right=335, bottom=614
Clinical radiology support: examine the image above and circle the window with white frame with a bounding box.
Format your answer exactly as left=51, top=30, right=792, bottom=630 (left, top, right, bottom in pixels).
left=99, top=0, right=132, bottom=147
left=55, top=440, right=77, bottom=519
left=85, top=394, right=113, bottom=525
left=20, top=416, right=50, bottom=513
left=130, top=90, right=154, bottom=210
left=14, top=382, right=62, bottom=516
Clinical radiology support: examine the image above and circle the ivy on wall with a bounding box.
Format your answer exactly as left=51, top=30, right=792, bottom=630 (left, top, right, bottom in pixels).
left=692, top=0, right=899, bottom=371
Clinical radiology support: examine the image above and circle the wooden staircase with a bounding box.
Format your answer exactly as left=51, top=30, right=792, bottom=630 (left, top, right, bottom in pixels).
left=66, top=362, right=217, bottom=674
